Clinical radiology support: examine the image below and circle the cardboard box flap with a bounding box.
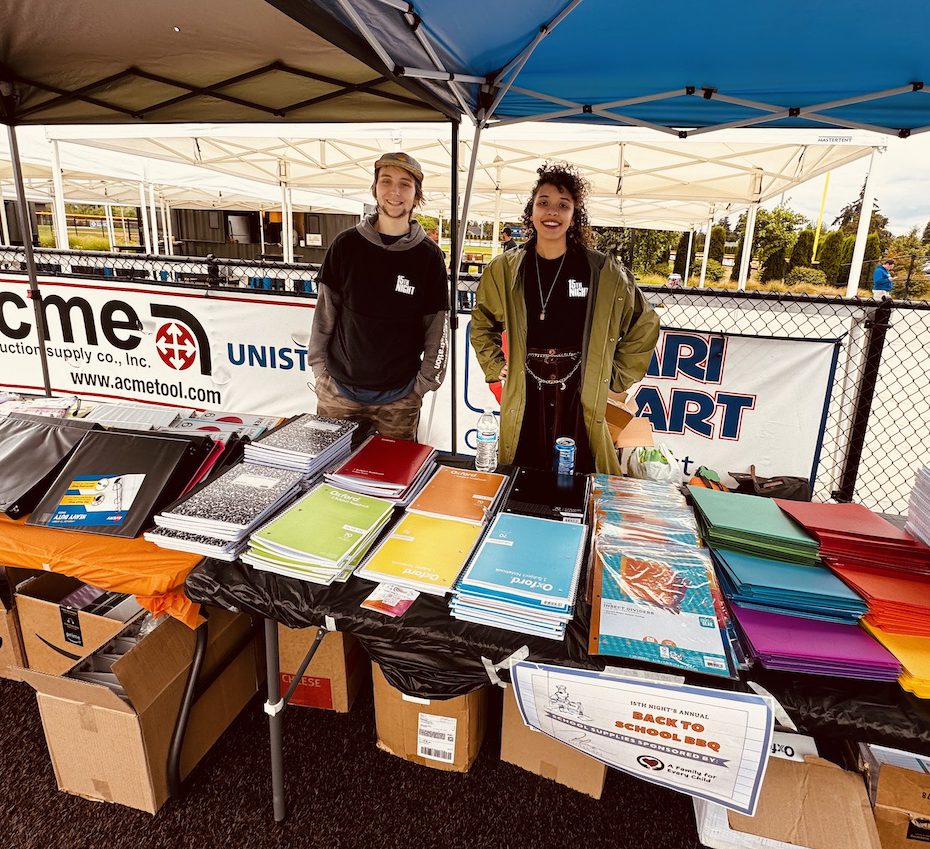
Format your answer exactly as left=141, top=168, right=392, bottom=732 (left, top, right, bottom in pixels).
left=112, top=617, right=196, bottom=713
left=20, top=666, right=135, bottom=714
left=728, top=756, right=881, bottom=849
left=16, top=572, right=81, bottom=602
left=876, top=763, right=930, bottom=816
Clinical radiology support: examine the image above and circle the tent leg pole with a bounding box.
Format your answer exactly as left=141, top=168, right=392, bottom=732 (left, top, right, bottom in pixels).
left=264, top=617, right=287, bottom=822
left=845, top=148, right=882, bottom=298
left=449, top=120, right=460, bottom=454
left=7, top=125, right=52, bottom=397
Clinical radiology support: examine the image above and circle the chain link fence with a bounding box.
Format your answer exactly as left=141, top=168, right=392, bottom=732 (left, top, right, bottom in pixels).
left=1, top=247, right=927, bottom=514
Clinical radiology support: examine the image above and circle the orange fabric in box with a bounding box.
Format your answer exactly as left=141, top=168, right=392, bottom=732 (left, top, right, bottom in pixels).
left=0, top=514, right=203, bottom=628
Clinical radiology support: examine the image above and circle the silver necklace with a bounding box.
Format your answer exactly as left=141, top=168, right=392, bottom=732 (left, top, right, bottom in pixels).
left=535, top=248, right=567, bottom=321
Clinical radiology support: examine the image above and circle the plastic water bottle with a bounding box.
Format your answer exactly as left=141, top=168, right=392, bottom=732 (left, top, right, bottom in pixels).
left=475, top=408, right=499, bottom=472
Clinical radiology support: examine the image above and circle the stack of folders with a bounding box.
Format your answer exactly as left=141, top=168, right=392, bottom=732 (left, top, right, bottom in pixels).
left=82, top=402, right=188, bottom=430
left=325, top=435, right=436, bottom=505
left=907, top=465, right=930, bottom=546
left=777, top=499, right=930, bottom=575
left=146, top=462, right=304, bottom=560
left=450, top=513, right=587, bottom=640
left=688, top=487, right=820, bottom=566
left=710, top=548, right=868, bottom=624
left=729, top=604, right=902, bottom=681
left=243, top=483, right=393, bottom=584
left=244, top=414, right=357, bottom=477
left=502, top=467, right=590, bottom=523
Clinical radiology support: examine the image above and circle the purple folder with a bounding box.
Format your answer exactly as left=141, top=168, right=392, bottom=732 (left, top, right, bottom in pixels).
left=730, top=603, right=902, bottom=681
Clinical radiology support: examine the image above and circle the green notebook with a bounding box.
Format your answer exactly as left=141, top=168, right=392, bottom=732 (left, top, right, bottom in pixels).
left=688, top=486, right=819, bottom=566
left=251, top=483, right=393, bottom=566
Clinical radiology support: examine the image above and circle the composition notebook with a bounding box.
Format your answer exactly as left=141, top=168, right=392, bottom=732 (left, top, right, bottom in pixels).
left=406, top=465, right=508, bottom=524
left=0, top=414, right=100, bottom=518
left=27, top=429, right=214, bottom=538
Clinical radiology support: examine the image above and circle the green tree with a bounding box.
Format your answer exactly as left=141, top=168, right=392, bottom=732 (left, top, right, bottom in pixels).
left=753, top=206, right=807, bottom=263
left=761, top=248, right=786, bottom=282
left=859, top=232, right=882, bottom=287
left=922, top=220, right=930, bottom=246
left=833, top=180, right=892, bottom=250
left=708, top=225, right=726, bottom=262
left=818, top=230, right=846, bottom=285
left=788, top=229, right=814, bottom=271
left=673, top=231, right=697, bottom=277
left=730, top=235, right=744, bottom=281
left=841, top=235, right=856, bottom=280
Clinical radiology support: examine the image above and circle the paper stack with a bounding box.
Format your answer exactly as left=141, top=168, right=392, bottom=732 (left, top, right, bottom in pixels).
left=355, top=512, right=483, bottom=595
left=243, top=483, right=393, bottom=584
left=829, top=565, right=930, bottom=636
left=710, top=547, right=868, bottom=624
left=907, top=465, right=930, bottom=546
left=451, top=513, right=587, bottom=640
left=325, top=434, right=436, bottom=505
left=146, top=462, right=303, bottom=560
left=860, top=624, right=930, bottom=698
left=688, top=487, right=820, bottom=566
left=729, top=604, right=901, bottom=681
left=777, top=499, right=930, bottom=575
left=244, top=414, right=357, bottom=477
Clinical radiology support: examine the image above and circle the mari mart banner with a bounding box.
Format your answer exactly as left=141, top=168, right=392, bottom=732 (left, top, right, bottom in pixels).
left=0, top=275, right=318, bottom=416
left=631, top=329, right=841, bottom=485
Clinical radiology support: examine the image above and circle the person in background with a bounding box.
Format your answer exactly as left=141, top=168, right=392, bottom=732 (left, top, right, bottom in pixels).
left=501, top=226, right=518, bottom=252
left=872, top=258, right=895, bottom=299
left=308, top=152, right=449, bottom=440
left=470, top=163, right=659, bottom=475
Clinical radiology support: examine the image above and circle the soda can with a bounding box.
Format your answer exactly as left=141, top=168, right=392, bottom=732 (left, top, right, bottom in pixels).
left=554, top=437, right=576, bottom=476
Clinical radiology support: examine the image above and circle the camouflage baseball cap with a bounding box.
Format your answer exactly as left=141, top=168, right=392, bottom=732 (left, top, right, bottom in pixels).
left=374, top=151, right=424, bottom=183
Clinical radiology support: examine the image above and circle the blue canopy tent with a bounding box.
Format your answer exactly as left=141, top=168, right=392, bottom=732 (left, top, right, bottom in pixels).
left=284, top=0, right=930, bottom=296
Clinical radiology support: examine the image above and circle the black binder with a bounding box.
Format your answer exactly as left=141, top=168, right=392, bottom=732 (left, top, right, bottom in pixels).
left=27, top=429, right=213, bottom=538
left=501, top=466, right=591, bottom=523
left=0, top=414, right=100, bottom=519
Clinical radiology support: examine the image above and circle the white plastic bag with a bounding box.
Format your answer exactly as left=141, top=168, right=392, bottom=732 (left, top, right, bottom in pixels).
left=627, top=444, right=682, bottom=484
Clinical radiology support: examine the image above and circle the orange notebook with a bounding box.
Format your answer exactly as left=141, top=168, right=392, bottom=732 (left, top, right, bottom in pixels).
left=406, top=466, right=507, bottom=524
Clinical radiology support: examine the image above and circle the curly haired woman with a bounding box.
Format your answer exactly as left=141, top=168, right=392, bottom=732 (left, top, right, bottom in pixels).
left=470, top=163, right=659, bottom=474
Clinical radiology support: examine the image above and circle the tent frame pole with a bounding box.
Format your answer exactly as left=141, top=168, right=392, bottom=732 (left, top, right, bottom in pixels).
left=737, top=203, right=758, bottom=291
left=683, top=229, right=694, bottom=283
left=698, top=208, right=714, bottom=288
left=845, top=148, right=882, bottom=298
left=7, top=125, right=52, bottom=397
left=449, top=120, right=460, bottom=453
left=0, top=186, right=10, bottom=246
left=49, top=139, right=69, bottom=250
left=138, top=182, right=152, bottom=254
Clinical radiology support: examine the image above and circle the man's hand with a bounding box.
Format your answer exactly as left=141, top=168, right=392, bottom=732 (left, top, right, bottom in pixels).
left=499, top=364, right=508, bottom=383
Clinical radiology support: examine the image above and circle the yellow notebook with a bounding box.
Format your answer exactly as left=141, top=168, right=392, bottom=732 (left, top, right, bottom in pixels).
left=356, top=513, right=482, bottom=595
left=407, top=466, right=507, bottom=524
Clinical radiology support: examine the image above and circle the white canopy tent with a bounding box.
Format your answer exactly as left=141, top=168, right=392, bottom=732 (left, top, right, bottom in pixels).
left=46, top=122, right=881, bottom=277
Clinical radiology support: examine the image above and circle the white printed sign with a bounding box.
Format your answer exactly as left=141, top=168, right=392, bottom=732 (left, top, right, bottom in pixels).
left=417, top=713, right=457, bottom=763
left=511, top=661, right=774, bottom=815
left=631, top=330, right=840, bottom=484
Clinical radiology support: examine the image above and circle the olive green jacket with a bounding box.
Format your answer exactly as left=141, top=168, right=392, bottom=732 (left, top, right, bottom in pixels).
left=470, top=246, right=659, bottom=474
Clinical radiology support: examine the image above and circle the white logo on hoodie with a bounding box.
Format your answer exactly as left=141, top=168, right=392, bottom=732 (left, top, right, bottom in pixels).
left=395, top=274, right=415, bottom=295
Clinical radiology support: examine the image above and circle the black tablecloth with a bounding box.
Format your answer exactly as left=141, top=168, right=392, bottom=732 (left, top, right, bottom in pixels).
left=184, top=456, right=930, bottom=753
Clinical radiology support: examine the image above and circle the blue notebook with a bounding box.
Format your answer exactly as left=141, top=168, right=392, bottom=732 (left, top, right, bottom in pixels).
left=456, top=513, right=587, bottom=608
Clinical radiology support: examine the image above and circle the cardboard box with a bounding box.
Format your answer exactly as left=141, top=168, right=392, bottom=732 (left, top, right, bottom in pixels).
left=16, top=572, right=145, bottom=676
left=873, top=765, right=930, bottom=849
left=727, top=756, right=881, bottom=849
left=500, top=685, right=606, bottom=797
left=277, top=624, right=368, bottom=711
left=0, top=593, right=26, bottom=681
left=21, top=607, right=260, bottom=813
left=606, top=393, right=654, bottom=450
left=372, top=663, right=487, bottom=773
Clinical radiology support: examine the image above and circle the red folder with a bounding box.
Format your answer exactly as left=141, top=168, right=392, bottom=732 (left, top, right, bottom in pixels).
left=328, top=435, right=435, bottom=492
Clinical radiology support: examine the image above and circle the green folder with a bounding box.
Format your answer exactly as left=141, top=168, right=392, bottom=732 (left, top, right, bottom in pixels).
left=688, top=486, right=820, bottom=566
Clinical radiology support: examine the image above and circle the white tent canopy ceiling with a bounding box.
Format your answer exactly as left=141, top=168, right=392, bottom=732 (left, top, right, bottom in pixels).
left=44, top=123, right=879, bottom=229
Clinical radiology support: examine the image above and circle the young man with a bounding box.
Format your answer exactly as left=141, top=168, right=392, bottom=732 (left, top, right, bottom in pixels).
left=872, top=258, right=895, bottom=299
left=501, top=226, right=518, bottom=252
left=308, top=152, right=450, bottom=440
